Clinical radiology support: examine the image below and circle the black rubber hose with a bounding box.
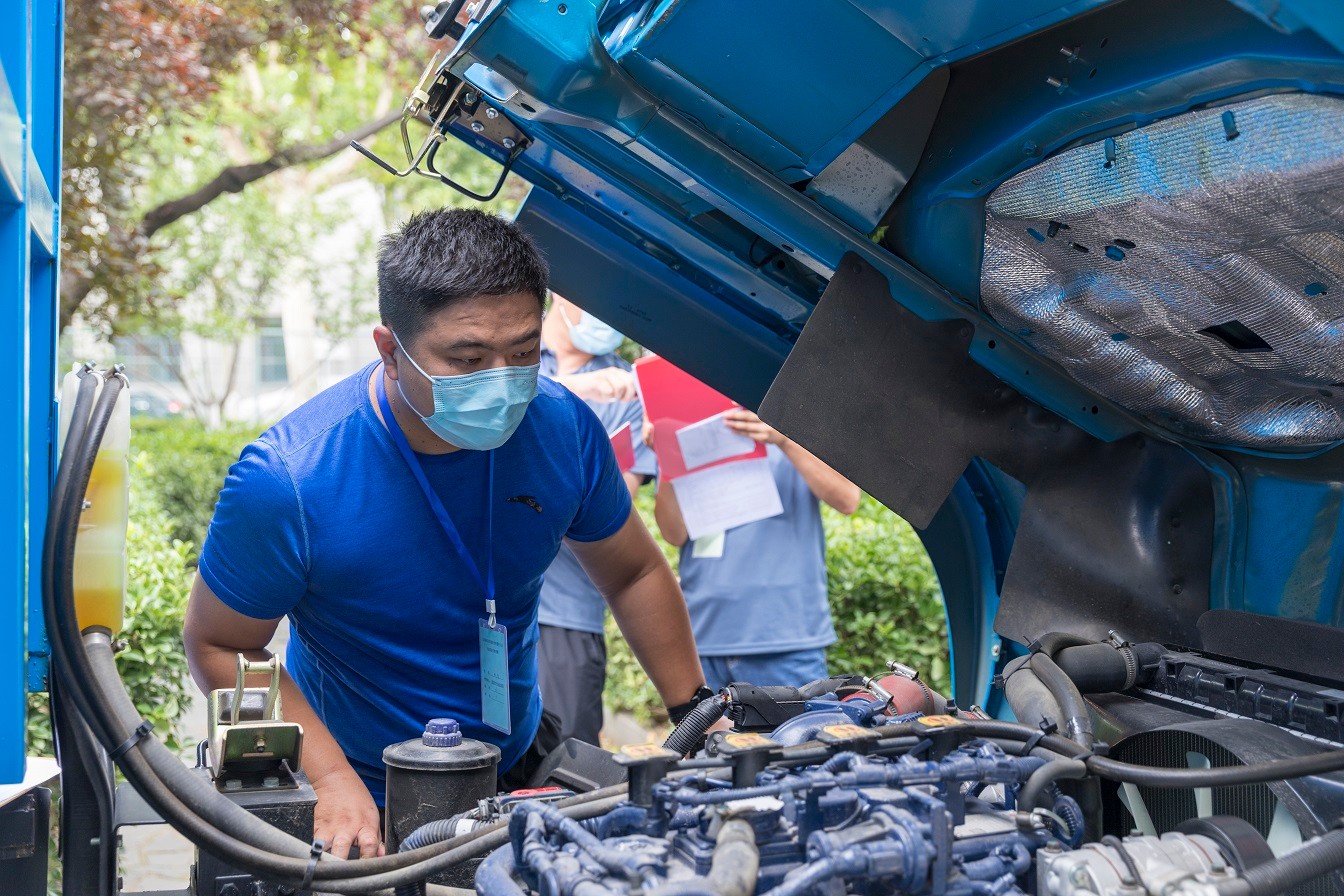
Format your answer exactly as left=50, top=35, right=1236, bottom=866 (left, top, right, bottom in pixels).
left=1002, top=656, right=1066, bottom=732
left=392, top=814, right=474, bottom=896
left=1031, top=632, right=1092, bottom=657
left=1217, top=829, right=1344, bottom=896
left=1052, top=642, right=1166, bottom=693
left=1088, top=751, right=1344, bottom=789
left=953, top=720, right=1344, bottom=790
left=1018, top=759, right=1088, bottom=812
left=44, top=371, right=128, bottom=742
left=663, top=695, right=727, bottom=755
left=1029, top=652, right=1094, bottom=746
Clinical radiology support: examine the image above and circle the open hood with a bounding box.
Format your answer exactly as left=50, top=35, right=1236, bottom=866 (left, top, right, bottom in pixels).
left=391, top=0, right=1344, bottom=708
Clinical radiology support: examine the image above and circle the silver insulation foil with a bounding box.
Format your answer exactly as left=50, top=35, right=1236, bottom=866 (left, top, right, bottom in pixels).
left=982, top=92, right=1344, bottom=449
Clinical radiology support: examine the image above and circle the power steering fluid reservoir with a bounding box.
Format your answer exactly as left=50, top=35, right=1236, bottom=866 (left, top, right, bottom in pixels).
left=383, top=718, right=501, bottom=853
left=59, top=368, right=130, bottom=634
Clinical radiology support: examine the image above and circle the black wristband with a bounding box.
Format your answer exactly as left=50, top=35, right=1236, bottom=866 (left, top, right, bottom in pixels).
left=668, top=685, right=716, bottom=725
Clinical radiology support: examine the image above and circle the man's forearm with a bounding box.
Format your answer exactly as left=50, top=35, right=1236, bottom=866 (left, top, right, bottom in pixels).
left=605, top=562, right=703, bottom=707
left=652, top=478, right=690, bottom=546
left=188, top=641, right=360, bottom=789
left=779, top=440, right=861, bottom=514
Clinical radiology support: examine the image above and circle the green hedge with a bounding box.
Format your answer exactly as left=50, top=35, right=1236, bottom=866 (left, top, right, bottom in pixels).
left=603, top=492, right=949, bottom=725
left=127, top=418, right=263, bottom=557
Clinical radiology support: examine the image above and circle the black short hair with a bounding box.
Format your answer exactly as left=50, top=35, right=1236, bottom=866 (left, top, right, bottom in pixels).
left=377, top=208, right=549, bottom=339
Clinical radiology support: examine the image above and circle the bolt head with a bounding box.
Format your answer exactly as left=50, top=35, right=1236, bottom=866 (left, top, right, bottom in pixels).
left=502, top=137, right=516, bottom=149
left=471, top=121, right=485, bottom=133
left=486, top=107, right=499, bottom=119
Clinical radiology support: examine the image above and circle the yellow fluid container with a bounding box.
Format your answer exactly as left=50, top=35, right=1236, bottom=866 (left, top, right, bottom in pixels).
left=59, top=369, right=130, bottom=634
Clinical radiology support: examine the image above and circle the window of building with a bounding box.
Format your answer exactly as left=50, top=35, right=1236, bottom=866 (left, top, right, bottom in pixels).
left=115, top=333, right=182, bottom=384
left=256, top=318, right=289, bottom=385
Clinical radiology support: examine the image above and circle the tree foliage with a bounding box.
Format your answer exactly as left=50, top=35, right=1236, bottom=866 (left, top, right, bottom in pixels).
left=60, top=0, right=418, bottom=333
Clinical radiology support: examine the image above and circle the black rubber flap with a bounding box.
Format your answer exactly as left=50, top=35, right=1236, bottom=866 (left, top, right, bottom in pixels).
left=759, top=253, right=1213, bottom=646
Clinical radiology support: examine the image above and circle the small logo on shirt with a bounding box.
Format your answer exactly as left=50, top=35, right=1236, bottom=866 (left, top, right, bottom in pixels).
left=507, top=495, right=543, bottom=514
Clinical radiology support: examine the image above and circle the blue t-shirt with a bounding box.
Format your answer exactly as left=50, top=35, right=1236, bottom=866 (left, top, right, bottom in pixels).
left=537, top=348, right=657, bottom=634
left=198, top=362, right=631, bottom=803
left=678, top=445, right=836, bottom=655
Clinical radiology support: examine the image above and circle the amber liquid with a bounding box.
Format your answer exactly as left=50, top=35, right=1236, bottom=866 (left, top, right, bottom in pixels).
left=73, top=450, right=127, bottom=633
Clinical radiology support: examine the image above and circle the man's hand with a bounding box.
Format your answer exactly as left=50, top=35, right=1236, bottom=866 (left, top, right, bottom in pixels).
left=723, top=409, right=787, bottom=445
left=311, top=767, right=384, bottom=859
left=556, top=368, right=638, bottom=402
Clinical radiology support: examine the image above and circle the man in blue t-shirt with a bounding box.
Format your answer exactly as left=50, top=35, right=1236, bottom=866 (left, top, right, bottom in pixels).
left=535, top=294, right=657, bottom=745
left=183, top=209, right=708, bottom=862
left=650, top=410, right=860, bottom=688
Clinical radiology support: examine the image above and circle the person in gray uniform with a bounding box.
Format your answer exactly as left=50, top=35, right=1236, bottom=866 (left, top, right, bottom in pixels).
left=537, top=293, right=657, bottom=744
left=651, top=410, right=859, bottom=689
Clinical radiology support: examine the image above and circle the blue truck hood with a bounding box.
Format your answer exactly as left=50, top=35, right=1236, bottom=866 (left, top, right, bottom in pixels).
left=396, top=0, right=1344, bottom=706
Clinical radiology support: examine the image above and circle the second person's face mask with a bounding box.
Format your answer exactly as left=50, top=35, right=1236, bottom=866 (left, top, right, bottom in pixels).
left=561, top=306, right=625, bottom=356
left=393, top=333, right=539, bottom=451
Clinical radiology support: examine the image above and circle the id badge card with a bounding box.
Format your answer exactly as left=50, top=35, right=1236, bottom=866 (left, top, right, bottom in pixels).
left=478, top=619, right=512, bottom=734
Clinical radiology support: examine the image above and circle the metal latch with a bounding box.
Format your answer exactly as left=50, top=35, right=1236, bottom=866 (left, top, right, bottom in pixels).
left=349, top=56, right=528, bottom=202
left=206, top=655, right=304, bottom=791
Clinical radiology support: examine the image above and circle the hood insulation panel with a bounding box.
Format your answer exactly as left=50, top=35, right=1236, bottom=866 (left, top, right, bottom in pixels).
left=982, top=92, right=1344, bottom=449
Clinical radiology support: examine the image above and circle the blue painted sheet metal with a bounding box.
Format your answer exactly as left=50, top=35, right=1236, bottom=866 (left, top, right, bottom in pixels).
left=1, top=0, right=62, bottom=783
left=444, top=0, right=1344, bottom=683
left=514, top=187, right=790, bottom=407
left=25, top=0, right=61, bottom=699
left=454, top=1, right=1142, bottom=447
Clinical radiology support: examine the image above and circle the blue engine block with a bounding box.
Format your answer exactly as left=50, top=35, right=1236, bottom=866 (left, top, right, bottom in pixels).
left=478, top=701, right=1083, bottom=896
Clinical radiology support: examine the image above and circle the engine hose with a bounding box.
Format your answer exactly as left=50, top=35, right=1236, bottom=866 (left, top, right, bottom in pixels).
left=1028, top=653, right=1094, bottom=747
left=1017, top=759, right=1088, bottom=813
left=475, top=846, right=526, bottom=896
left=662, top=695, right=727, bottom=755
left=760, top=851, right=857, bottom=896
left=1002, top=657, right=1067, bottom=734
left=647, top=817, right=759, bottom=896
left=1088, top=751, right=1344, bottom=789
left=388, top=814, right=476, bottom=896
left=1030, top=632, right=1092, bottom=657
left=955, top=721, right=1344, bottom=790
left=1217, top=829, right=1344, bottom=896
left=1050, top=791, right=1085, bottom=848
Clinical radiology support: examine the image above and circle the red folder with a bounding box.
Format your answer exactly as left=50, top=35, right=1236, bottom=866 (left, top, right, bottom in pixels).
left=632, top=357, right=764, bottom=480
left=609, top=422, right=635, bottom=473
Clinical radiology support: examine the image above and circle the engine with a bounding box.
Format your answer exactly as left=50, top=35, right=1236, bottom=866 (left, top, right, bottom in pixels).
left=461, top=653, right=1344, bottom=896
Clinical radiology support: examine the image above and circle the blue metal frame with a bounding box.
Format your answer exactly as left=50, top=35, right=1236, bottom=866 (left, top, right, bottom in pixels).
left=1, top=0, right=62, bottom=785
left=430, top=0, right=1344, bottom=705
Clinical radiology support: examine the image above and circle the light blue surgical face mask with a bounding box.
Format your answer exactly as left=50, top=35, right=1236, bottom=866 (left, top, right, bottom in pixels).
left=393, top=333, right=539, bottom=451
left=561, top=306, right=625, bottom=356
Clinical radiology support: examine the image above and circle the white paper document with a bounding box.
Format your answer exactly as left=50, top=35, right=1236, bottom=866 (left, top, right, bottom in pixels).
left=670, top=457, right=784, bottom=540
left=675, top=412, right=756, bottom=472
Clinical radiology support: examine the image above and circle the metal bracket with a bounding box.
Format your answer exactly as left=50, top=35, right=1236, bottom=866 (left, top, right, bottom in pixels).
left=205, top=655, right=303, bottom=790
left=350, top=58, right=529, bottom=202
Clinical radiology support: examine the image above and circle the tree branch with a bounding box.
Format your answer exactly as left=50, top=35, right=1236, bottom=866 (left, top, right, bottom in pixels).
left=139, top=110, right=402, bottom=239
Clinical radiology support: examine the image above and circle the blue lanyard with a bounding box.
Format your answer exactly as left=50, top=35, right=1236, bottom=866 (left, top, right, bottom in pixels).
left=375, top=369, right=497, bottom=622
